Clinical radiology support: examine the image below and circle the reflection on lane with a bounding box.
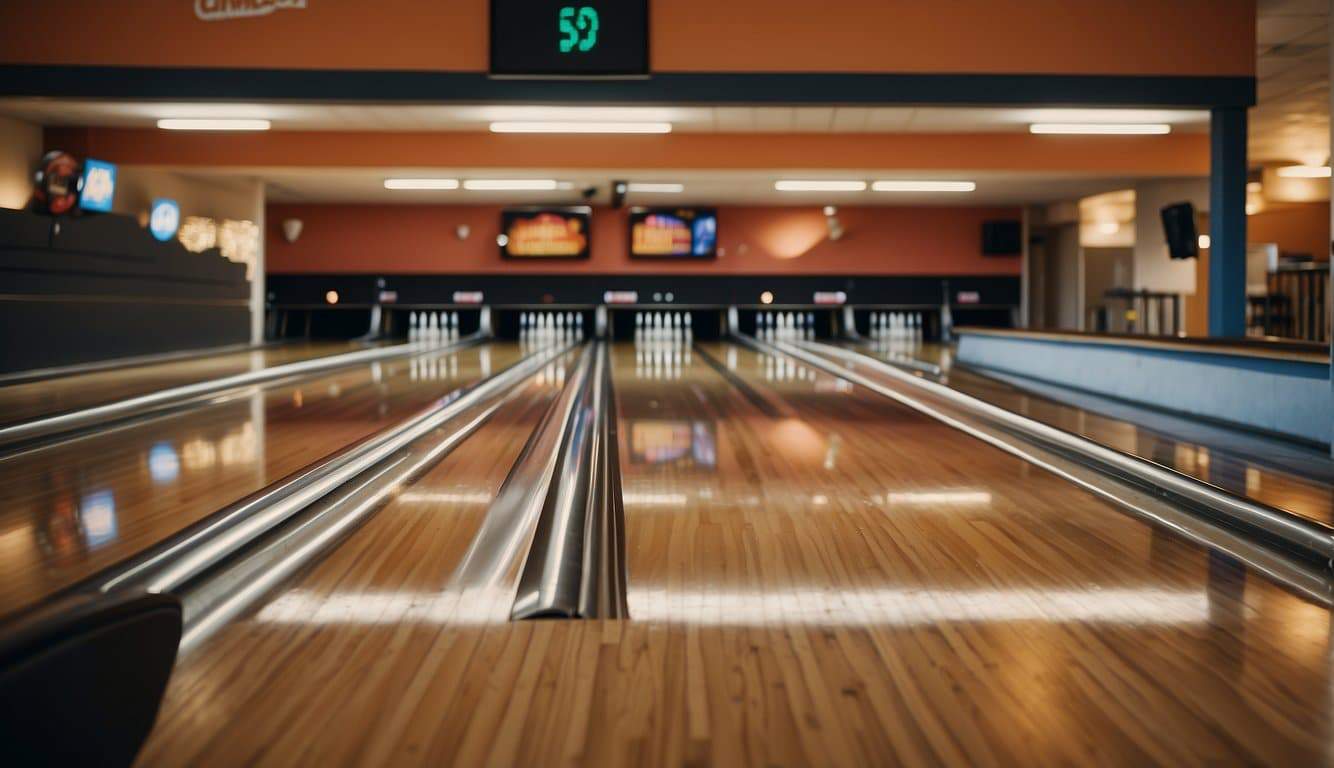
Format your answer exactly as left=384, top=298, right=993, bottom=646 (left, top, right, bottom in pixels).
left=856, top=337, right=1334, bottom=525
left=0, top=343, right=527, bottom=618
left=610, top=340, right=1329, bottom=682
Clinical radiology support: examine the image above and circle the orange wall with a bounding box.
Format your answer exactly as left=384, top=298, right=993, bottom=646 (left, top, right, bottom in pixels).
left=1248, top=202, right=1330, bottom=260
left=266, top=204, right=1023, bottom=276
left=46, top=128, right=1213, bottom=176
left=0, top=1, right=1254, bottom=77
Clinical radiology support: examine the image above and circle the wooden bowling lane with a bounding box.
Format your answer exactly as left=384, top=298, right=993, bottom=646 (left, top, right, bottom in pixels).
left=0, top=340, right=378, bottom=427
left=0, top=342, right=525, bottom=621
left=127, top=340, right=1330, bottom=767
left=138, top=367, right=570, bottom=766
left=862, top=340, right=1334, bottom=526
left=608, top=341, right=1331, bottom=765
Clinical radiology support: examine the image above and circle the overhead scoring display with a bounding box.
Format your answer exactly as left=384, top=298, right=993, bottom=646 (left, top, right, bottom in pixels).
left=490, top=0, right=648, bottom=77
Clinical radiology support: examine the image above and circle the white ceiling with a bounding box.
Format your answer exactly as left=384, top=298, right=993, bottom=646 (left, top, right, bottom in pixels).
left=1253, top=0, right=1329, bottom=164
left=0, top=100, right=1210, bottom=134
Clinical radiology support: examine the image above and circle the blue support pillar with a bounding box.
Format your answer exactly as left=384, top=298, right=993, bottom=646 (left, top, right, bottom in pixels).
left=1208, top=107, right=1247, bottom=338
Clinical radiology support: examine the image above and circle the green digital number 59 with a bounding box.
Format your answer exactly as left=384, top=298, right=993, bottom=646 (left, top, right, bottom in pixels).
left=559, top=6, right=599, bottom=53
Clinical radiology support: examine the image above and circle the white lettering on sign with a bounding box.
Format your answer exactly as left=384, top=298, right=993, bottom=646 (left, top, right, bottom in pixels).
left=452, top=292, right=484, bottom=305
left=813, top=291, right=847, bottom=305
left=956, top=291, right=981, bottom=305
left=603, top=291, right=639, bottom=305
left=195, top=0, right=307, bottom=22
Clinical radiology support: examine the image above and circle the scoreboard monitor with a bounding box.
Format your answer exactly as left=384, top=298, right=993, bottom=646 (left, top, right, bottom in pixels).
left=500, top=207, right=592, bottom=259
left=629, top=208, right=718, bottom=259
left=491, top=0, right=649, bottom=77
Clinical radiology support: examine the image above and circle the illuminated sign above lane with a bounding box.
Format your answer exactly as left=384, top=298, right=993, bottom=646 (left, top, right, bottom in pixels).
left=491, top=0, right=648, bottom=78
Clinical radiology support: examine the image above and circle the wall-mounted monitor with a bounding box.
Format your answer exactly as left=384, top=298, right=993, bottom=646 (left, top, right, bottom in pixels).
left=499, top=207, right=592, bottom=259
left=491, top=0, right=649, bottom=78
left=629, top=207, right=718, bottom=259
left=981, top=219, right=1021, bottom=256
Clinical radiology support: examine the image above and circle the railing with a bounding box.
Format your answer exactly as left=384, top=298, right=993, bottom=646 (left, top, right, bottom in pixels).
left=1093, top=289, right=1181, bottom=336
left=1249, top=263, right=1329, bottom=343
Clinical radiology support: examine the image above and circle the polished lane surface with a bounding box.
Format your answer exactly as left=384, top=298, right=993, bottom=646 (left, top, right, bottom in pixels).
left=0, top=341, right=381, bottom=427
left=131, top=340, right=1330, bottom=766
left=0, top=342, right=525, bottom=620
left=858, top=338, right=1334, bottom=526
left=138, top=363, right=571, bottom=765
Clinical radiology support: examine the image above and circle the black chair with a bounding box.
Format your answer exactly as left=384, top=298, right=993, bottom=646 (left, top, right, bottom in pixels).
left=0, top=592, right=182, bottom=767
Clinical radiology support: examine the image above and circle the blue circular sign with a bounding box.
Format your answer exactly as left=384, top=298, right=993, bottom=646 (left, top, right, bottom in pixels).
left=149, top=198, right=180, bottom=242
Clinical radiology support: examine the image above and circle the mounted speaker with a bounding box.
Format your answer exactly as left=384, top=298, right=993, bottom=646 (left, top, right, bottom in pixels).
left=1160, top=202, right=1199, bottom=259
left=611, top=180, right=628, bottom=210
left=981, top=220, right=1021, bottom=255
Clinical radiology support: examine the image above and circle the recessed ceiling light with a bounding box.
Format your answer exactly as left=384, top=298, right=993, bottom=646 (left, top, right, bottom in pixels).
left=627, top=182, right=685, bottom=193
left=489, top=121, right=672, bottom=134
left=1276, top=165, right=1331, bottom=178
left=157, top=118, right=271, bottom=131
left=384, top=178, right=459, bottom=190
left=463, top=179, right=560, bottom=191
left=872, top=180, right=976, bottom=192
left=1029, top=123, right=1171, bottom=135
left=775, top=180, right=867, bottom=192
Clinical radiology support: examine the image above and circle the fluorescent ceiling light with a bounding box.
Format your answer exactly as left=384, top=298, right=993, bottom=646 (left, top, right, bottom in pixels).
left=627, top=182, right=684, bottom=193
left=489, top=121, right=672, bottom=134
left=1029, top=123, right=1171, bottom=135
left=157, top=118, right=271, bottom=131
left=383, top=178, right=459, bottom=190
left=1276, top=165, right=1332, bottom=178
left=463, top=179, right=560, bottom=191
left=775, top=180, right=867, bottom=192
left=872, top=180, right=976, bottom=193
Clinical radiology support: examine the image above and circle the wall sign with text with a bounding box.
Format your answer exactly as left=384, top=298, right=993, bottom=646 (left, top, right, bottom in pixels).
left=491, top=0, right=648, bottom=77
left=195, top=0, right=307, bottom=22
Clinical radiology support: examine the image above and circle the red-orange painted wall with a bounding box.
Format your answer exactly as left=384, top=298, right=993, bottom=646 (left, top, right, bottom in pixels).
left=266, top=204, right=1023, bottom=276
left=0, top=1, right=1254, bottom=77
left=1248, top=202, right=1331, bottom=261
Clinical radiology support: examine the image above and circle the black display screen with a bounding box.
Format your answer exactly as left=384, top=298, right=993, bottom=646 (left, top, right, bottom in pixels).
left=490, top=0, right=649, bottom=77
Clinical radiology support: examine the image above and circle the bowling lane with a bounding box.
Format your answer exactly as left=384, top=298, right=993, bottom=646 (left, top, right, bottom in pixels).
left=0, top=341, right=526, bottom=620
left=138, top=363, right=571, bottom=766
left=857, top=339, right=1334, bottom=526
left=126, top=340, right=1331, bottom=766
left=0, top=340, right=384, bottom=427
left=610, top=341, right=1330, bottom=764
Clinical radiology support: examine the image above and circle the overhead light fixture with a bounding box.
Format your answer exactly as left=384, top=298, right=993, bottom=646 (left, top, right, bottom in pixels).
left=1096, top=221, right=1120, bottom=235
left=489, top=121, right=672, bottom=134
left=1276, top=165, right=1332, bottom=178
left=872, top=180, right=976, bottom=193
left=1198, top=234, right=1211, bottom=249
left=157, top=118, right=271, bottom=131
left=626, top=182, right=684, bottom=193
left=775, top=180, right=867, bottom=192
left=463, top=179, right=560, bottom=191
left=1029, top=123, right=1171, bottom=135
left=383, top=178, right=459, bottom=190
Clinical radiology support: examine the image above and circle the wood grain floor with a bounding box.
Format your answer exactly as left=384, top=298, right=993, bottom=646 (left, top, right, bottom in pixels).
left=133, top=342, right=1332, bottom=766
left=0, top=341, right=370, bottom=427
left=0, top=343, right=525, bottom=620
left=862, top=340, right=1334, bottom=526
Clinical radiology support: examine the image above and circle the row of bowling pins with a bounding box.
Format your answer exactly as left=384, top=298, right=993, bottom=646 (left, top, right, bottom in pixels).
left=635, top=311, right=692, bottom=340
left=868, top=312, right=923, bottom=340
left=520, top=311, right=584, bottom=339
left=757, top=312, right=816, bottom=341
left=407, top=311, right=461, bottom=343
